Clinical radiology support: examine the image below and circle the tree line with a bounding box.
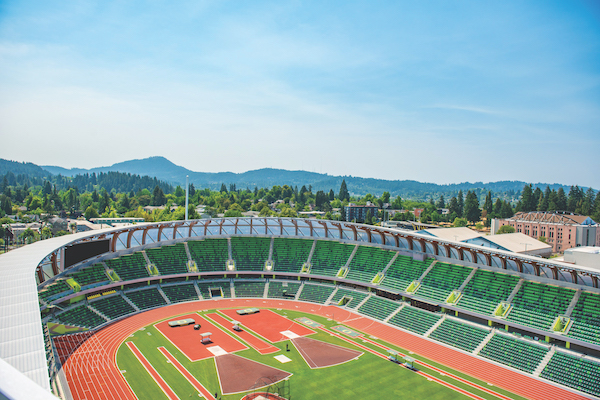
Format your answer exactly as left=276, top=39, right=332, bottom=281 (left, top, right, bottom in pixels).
left=1, top=170, right=599, bottom=231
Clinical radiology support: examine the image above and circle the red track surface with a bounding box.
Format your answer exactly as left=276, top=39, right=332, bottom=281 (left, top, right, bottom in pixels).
left=219, top=308, right=315, bottom=342
left=126, top=342, right=179, bottom=400
left=205, top=312, right=280, bottom=354
left=155, top=313, right=247, bottom=361
left=158, top=347, right=214, bottom=399
left=61, top=299, right=587, bottom=400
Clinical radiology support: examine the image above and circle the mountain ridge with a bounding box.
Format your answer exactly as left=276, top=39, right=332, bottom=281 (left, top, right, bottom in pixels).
left=36, top=156, right=576, bottom=198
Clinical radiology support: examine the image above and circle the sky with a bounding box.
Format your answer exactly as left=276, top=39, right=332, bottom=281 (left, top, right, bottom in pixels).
left=1, top=1, right=599, bottom=188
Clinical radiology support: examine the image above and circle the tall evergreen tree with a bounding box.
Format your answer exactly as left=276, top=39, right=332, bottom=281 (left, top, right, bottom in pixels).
left=483, top=191, right=493, bottom=215
left=464, top=190, right=481, bottom=223
left=567, top=185, right=583, bottom=212
left=520, top=184, right=535, bottom=212
left=592, top=191, right=600, bottom=222
left=500, top=201, right=514, bottom=218
left=556, top=188, right=567, bottom=211
left=457, top=190, right=464, bottom=217
left=580, top=188, right=595, bottom=216
left=152, top=185, right=167, bottom=206
left=436, top=195, right=445, bottom=209
left=338, top=179, right=349, bottom=201
left=448, top=196, right=459, bottom=216
left=537, top=186, right=549, bottom=211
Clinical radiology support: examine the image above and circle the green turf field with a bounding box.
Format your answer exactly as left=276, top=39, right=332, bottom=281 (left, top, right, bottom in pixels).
left=117, top=308, right=527, bottom=400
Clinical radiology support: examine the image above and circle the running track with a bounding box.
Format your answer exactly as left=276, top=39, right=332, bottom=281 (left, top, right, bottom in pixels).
left=60, top=298, right=589, bottom=400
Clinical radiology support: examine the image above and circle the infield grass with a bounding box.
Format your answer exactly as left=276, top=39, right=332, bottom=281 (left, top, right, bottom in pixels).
left=117, top=307, right=524, bottom=400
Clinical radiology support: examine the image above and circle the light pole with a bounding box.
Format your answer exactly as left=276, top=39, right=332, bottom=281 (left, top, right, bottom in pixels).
left=185, top=175, right=189, bottom=221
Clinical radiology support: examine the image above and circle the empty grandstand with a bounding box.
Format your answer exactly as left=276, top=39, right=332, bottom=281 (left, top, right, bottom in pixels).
left=3, top=217, right=600, bottom=399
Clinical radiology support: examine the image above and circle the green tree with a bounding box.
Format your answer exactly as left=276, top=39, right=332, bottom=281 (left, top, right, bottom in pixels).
left=259, top=206, right=271, bottom=217
left=567, top=185, right=584, bottom=212
left=338, top=180, right=349, bottom=202
left=391, top=196, right=402, bottom=210
left=381, top=191, right=391, bottom=204
left=436, top=195, right=445, bottom=209
left=483, top=191, right=493, bottom=215
left=556, top=188, right=567, bottom=211
left=41, top=226, right=53, bottom=239
left=463, top=190, right=481, bottom=223
left=84, top=205, right=100, bottom=220
left=500, top=201, right=514, bottom=218
left=224, top=209, right=243, bottom=217
left=538, top=236, right=547, bottom=243
left=21, top=227, right=38, bottom=243
left=448, top=196, right=459, bottom=216
left=364, top=210, right=373, bottom=225
left=453, top=217, right=468, bottom=227
left=457, top=190, right=464, bottom=217
left=580, top=188, right=595, bottom=216
left=152, top=186, right=167, bottom=206
left=497, top=225, right=516, bottom=234
left=520, top=184, right=535, bottom=212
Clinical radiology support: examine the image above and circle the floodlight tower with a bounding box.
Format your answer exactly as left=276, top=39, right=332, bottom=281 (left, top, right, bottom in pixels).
left=185, top=175, right=189, bottom=220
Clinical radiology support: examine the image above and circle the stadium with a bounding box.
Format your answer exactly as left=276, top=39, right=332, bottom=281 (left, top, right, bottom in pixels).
left=1, top=217, right=600, bottom=399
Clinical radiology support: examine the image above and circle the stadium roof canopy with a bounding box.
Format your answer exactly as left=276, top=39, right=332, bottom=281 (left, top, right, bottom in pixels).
left=420, top=227, right=483, bottom=242
left=0, top=230, right=119, bottom=393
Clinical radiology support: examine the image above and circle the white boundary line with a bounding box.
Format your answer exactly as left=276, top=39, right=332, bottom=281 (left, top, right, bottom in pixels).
left=219, top=308, right=316, bottom=343
left=125, top=342, right=180, bottom=400
left=213, top=354, right=293, bottom=396
left=291, top=336, right=363, bottom=370
left=152, top=313, right=249, bottom=362
left=158, top=346, right=214, bottom=398
left=204, top=313, right=279, bottom=354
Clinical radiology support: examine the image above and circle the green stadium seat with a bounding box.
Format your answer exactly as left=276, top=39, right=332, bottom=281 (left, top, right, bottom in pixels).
left=272, top=238, right=313, bottom=273
left=415, top=262, right=473, bottom=303
left=298, top=283, right=336, bottom=304
left=188, top=239, right=229, bottom=272
left=330, top=287, right=369, bottom=307
left=429, top=318, right=489, bottom=352
left=233, top=280, right=266, bottom=297
left=380, top=255, right=433, bottom=292
left=567, top=291, right=600, bottom=345
left=105, top=253, right=149, bottom=282
left=346, top=246, right=395, bottom=283
left=90, top=295, right=136, bottom=320
left=125, top=288, right=167, bottom=310
left=506, top=281, right=575, bottom=331
left=479, top=334, right=549, bottom=374
left=457, top=269, right=519, bottom=315
left=161, top=283, right=199, bottom=303
left=231, top=237, right=271, bottom=271
left=310, top=241, right=354, bottom=277
left=146, top=244, right=188, bottom=275
left=55, top=304, right=106, bottom=329
left=267, top=281, right=302, bottom=299
left=541, top=351, right=600, bottom=397
left=358, top=296, right=401, bottom=321
left=388, top=305, right=441, bottom=335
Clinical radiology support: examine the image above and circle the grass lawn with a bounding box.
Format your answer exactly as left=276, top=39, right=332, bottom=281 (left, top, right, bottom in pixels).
left=116, top=307, right=523, bottom=400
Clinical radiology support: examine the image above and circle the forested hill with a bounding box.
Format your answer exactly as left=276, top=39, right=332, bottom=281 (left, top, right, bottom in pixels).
left=1, top=159, right=173, bottom=194
left=39, top=156, right=576, bottom=199
left=0, top=159, right=51, bottom=179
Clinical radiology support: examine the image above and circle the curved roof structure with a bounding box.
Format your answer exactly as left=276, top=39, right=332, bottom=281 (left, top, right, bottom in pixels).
left=1, top=217, right=600, bottom=395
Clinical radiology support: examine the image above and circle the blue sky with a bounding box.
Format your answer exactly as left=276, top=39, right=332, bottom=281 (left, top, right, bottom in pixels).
left=1, top=1, right=599, bottom=187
